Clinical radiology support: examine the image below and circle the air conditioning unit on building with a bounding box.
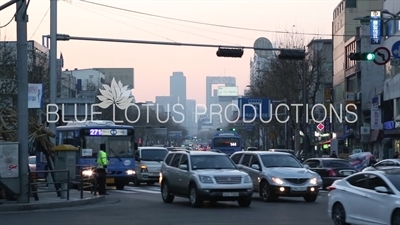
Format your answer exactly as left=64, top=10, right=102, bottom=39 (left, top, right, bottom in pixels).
left=356, top=92, right=362, bottom=102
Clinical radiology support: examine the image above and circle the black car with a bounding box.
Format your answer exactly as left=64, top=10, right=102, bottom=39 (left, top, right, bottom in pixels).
left=303, top=158, right=357, bottom=189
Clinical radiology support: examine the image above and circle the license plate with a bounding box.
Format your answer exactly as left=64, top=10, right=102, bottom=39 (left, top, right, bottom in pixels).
left=291, top=187, right=307, bottom=192
left=342, top=172, right=352, bottom=176
left=222, top=192, right=239, bottom=197
left=106, top=178, right=114, bottom=184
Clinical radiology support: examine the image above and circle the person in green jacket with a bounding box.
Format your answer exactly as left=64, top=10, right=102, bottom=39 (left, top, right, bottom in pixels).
left=96, top=144, right=108, bottom=195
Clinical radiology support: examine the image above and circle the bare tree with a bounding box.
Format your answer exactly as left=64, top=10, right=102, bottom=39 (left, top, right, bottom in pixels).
left=250, top=33, right=331, bottom=153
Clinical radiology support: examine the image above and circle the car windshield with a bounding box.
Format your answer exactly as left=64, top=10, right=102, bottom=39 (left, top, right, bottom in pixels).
left=261, top=154, right=303, bottom=168
left=28, top=157, right=36, bottom=165
left=82, top=136, right=134, bottom=158
left=190, top=155, right=236, bottom=170
left=323, top=160, right=352, bottom=168
left=213, top=138, right=240, bottom=148
left=140, top=149, right=168, bottom=161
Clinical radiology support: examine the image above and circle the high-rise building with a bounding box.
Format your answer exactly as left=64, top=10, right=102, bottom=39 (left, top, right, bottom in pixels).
left=186, top=99, right=197, bottom=135
left=155, top=95, right=179, bottom=122
left=170, top=72, right=187, bottom=125
left=332, top=0, right=383, bottom=134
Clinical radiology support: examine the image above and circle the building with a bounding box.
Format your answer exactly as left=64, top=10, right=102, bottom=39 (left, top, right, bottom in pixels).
left=94, top=68, right=134, bottom=90
left=186, top=99, right=197, bottom=135
left=63, top=69, right=105, bottom=92
left=250, top=55, right=269, bottom=87
left=382, top=0, right=400, bottom=158
left=170, top=72, right=187, bottom=126
left=155, top=95, right=179, bottom=122
left=343, top=23, right=385, bottom=156
left=332, top=0, right=383, bottom=135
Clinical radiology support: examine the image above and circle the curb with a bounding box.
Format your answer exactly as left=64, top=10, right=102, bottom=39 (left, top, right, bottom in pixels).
left=0, top=195, right=105, bottom=212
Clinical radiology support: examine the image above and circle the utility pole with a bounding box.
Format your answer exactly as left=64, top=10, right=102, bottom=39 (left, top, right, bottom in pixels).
left=16, top=0, right=29, bottom=203
left=302, top=59, right=308, bottom=158
left=49, top=0, right=58, bottom=143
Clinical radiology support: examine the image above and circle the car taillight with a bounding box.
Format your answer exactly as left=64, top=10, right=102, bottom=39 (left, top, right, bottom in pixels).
left=327, top=186, right=336, bottom=192
left=328, top=169, right=337, bottom=176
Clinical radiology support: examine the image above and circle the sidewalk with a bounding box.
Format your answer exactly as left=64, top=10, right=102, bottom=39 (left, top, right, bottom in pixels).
left=0, top=189, right=105, bottom=212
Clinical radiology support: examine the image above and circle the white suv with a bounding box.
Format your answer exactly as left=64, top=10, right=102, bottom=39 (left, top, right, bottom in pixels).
left=160, top=150, right=253, bottom=208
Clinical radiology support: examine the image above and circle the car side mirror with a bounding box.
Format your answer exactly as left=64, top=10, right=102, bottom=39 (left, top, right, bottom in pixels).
left=303, top=164, right=310, bottom=169
left=374, top=186, right=391, bottom=194
left=179, top=164, right=188, bottom=170
left=251, top=164, right=260, bottom=170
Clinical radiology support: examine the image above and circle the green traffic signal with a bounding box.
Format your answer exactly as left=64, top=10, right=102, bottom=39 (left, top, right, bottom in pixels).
left=366, top=53, right=375, bottom=61
left=231, top=128, right=236, bottom=131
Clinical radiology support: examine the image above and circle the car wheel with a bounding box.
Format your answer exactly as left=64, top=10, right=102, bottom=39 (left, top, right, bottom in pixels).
left=237, top=197, right=252, bottom=207
left=189, top=184, right=203, bottom=208
left=260, top=181, right=275, bottom=202
left=133, top=177, right=141, bottom=186
left=161, top=181, right=174, bottom=203
left=303, top=194, right=318, bottom=202
left=115, top=182, right=125, bottom=190
left=332, top=203, right=350, bottom=225
left=391, top=209, right=400, bottom=225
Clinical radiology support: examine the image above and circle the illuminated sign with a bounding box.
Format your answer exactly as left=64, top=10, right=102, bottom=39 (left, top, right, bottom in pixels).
left=217, top=86, right=239, bottom=97
left=89, top=129, right=128, bottom=136
left=230, top=142, right=237, bottom=147
left=370, top=11, right=381, bottom=45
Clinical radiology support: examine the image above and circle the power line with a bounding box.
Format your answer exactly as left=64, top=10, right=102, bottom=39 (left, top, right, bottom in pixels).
left=79, top=0, right=400, bottom=38
left=0, top=1, right=25, bottom=29
left=30, top=6, right=49, bottom=39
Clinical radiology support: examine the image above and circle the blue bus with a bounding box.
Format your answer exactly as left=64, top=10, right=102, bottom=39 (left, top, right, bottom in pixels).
left=211, top=132, right=242, bottom=155
left=52, top=120, right=136, bottom=190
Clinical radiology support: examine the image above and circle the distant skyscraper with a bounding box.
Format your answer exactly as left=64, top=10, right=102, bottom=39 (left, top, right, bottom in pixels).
left=170, top=72, right=187, bottom=125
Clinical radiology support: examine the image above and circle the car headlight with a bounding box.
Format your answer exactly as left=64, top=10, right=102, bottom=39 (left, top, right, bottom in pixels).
left=140, top=165, right=148, bottom=172
left=243, top=175, right=251, bottom=183
left=199, top=175, right=213, bottom=183
left=272, top=177, right=285, bottom=185
left=82, top=170, right=93, bottom=176
left=309, top=177, right=317, bottom=185
left=126, top=170, right=135, bottom=175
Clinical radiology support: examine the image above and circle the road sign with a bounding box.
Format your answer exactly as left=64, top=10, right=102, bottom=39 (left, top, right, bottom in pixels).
left=392, top=41, right=400, bottom=59
left=373, top=47, right=391, bottom=65
left=238, top=98, right=270, bottom=121
left=317, top=123, right=325, bottom=131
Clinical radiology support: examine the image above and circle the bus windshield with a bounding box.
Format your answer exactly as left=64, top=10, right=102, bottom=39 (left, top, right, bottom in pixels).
left=82, top=136, right=133, bottom=158
left=213, top=138, right=240, bottom=148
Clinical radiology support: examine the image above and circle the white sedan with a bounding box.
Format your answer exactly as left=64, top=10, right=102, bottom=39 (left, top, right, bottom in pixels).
left=327, top=168, right=400, bottom=225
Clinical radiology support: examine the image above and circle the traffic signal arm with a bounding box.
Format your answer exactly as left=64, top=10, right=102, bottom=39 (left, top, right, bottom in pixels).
left=348, top=52, right=375, bottom=61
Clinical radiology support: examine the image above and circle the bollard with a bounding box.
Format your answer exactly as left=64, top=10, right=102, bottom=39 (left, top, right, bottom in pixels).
left=60, top=182, right=67, bottom=199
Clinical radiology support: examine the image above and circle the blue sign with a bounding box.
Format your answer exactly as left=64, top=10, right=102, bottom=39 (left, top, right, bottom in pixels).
left=370, top=11, right=381, bottom=44
left=238, top=98, right=270, bottom=121
left=392, top=41, right=400, bottom=59
left=383, top=121, right=395, bottom=130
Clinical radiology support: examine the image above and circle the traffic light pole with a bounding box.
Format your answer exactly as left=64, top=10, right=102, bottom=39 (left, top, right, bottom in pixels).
left=302, top=60, right=309, bottom=158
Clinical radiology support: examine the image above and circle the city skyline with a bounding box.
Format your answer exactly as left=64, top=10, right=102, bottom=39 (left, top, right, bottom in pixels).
left=1, top=0, right=340, bottom=103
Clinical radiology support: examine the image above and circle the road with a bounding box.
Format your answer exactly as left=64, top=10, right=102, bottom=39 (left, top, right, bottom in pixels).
left=0, top=184, right=333, bottom=225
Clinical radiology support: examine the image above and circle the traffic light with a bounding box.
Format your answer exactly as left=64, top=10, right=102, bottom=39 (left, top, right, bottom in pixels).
left=230, top=128, right=236, bottom=131
left=216, top=128, right=223, bottom=131
left=278, top=49, right=306, bottom=60
left=348, top=52, right=375, bottom=61
left=216, top=48, right=244, bottom=58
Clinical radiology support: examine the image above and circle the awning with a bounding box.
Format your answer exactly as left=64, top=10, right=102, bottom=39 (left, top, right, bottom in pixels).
left=369, top=130, right=382, bottom=142
left=337, top=133, right=353, bottom=140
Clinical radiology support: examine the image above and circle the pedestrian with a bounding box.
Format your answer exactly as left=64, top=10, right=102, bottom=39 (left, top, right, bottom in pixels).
left=394, top=152, right=399, bottom=159
left=96, top=144, right=109, bottom=195
left=331, top=151, right=338, bottom=158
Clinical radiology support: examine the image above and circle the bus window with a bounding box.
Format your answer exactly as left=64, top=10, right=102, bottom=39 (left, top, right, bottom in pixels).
left=108, top=137, right=134, bottom=157
left=58, top=131, right=76, bottom=145
left=82, top=136, right=107, bottom=158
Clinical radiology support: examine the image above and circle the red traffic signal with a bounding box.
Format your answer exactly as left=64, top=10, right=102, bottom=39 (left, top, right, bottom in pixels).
left=216, top=48, right=244, bottom=58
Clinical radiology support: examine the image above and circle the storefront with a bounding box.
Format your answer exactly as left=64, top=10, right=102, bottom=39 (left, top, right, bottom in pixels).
left=382, top=121, right=400, bottom=159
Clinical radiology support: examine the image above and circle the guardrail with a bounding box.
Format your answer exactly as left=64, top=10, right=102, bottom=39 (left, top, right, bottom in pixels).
left=28, top=169, right=70, bottom=203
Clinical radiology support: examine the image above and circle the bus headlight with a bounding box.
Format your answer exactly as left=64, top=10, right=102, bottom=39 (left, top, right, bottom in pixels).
left=126, top=170, right=135, bottom=175
left=82, top=170, right=93, bottom=176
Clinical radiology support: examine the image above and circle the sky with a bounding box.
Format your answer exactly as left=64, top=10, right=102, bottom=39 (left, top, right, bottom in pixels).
left=0, top=0, right=341, bottom=104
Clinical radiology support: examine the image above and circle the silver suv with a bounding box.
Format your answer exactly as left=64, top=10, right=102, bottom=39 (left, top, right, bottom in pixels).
left=160, top=150, right=253, bottom=208
left=230, top=151, right=321, bottom=202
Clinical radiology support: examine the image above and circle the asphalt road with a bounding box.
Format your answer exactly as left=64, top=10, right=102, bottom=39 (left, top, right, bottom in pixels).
left=0, top=185, right=333, bottom=225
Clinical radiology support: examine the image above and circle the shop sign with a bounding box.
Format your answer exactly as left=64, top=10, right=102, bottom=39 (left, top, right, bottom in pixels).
left=384, top=121, right=395, bottom=130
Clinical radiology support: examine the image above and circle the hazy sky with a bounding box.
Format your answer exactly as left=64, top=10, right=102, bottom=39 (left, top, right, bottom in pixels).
left=0, top=0, right=341, bottom=104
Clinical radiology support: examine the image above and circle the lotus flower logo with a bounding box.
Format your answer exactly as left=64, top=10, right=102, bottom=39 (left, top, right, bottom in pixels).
left=96, top=78, right=134, bottom=110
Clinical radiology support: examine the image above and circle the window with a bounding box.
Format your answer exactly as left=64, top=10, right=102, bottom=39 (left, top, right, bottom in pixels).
left=28, top=157, right=36, bottom=165
left=179, top=154, right=188, bottom=170
left=366, top=175, right=389, bottom=190
left=386, top=175, right=400, bottom=192
left=164, top=154, right=174, bottom=165
left=140, top=149, right=168, bottom=161
left=190, top=155, right=236, bottom=170
left=170, top=153, right=182, bottom=168
left=323, top=160, right=352, bottom=168
left=82, top=136, right=133, bottom=158
left=385, top=161, right=398, bottom=167
left=241, top=154, right=252, bottom=167
left=249, top=155, right=261, bottom=170
left=375, top=161, right=387, bottom=167
left=260, top=155, right=303, bottom=168
left=347, top=174, right=367, bottom=188
left=213, top=138, right=240, bottom=148
left=231, top=153, right=243, bottom=164
left=303, top=160, right=320, bottom=168
left=58, top=131, right=76, bottom=145
left=345, top=0, right=356, bottom=8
